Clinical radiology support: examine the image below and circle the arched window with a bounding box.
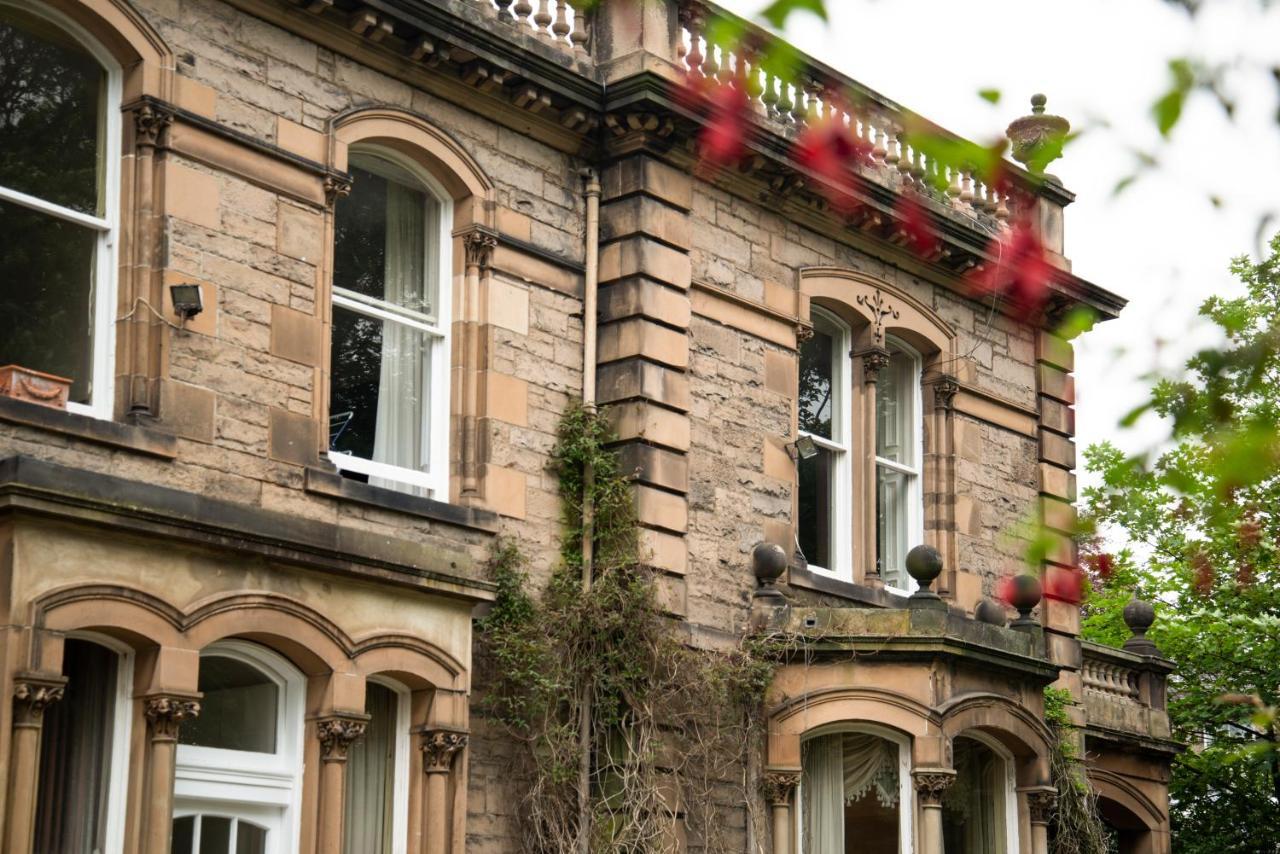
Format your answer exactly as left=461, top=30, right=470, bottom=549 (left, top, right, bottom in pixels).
left=0, top=1, right=120, bottom=417
left=798, top=726, right=913, bottom=854
left=173, top=641, right=305, bottom=854
left=33, top=635, right=133, bottom=854
left=941, top=735, right=1018, bottom=854
left=797, top=308, right=853, bottom=576
left=328, top=148, right=452, bottom=498
left=343, top=678, right=410, bottom=854
left=875, top=337, right=923, bottom=591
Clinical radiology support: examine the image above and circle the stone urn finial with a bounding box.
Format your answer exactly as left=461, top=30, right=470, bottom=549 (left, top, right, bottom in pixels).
left=975, top=598, right=1008, bottom=627
left=906, top=545, right=946, bottom=610
left=752, top=542, right=788, bottom=604
left=1006, top=94, right=1069, bottom=175
left=1122, top=596, right=1159, bottom=655
left=1008, top=574, right=1043, bottom=630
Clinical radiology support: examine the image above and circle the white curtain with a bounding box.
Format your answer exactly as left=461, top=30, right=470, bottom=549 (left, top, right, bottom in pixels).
left=842, top=733, right=900, bottom=808
left=371, top=180, right=426, bottom=488
left=343, top=684, right=396, bottom=853
left=802, top=734, right=846, bottom=854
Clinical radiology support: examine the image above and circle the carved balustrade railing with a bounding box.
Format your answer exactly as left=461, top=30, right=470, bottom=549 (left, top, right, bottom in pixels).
left=1082, top=653, right=1141, bottom=702
left=476, top=0, right=590, bottom=55
left=676, top=0, right=1033, bottom=229
left=1080, top=641, right=1174, bottom=741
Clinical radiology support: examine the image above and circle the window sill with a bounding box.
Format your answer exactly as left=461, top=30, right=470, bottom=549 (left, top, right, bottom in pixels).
left=787, top=564, right=913, bottom=609
left=304, top=466, right=499, bottom=533
left=0, top=396, right=177, bottom=459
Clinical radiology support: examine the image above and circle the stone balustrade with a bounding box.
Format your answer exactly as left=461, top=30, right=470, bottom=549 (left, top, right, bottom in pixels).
left=1080, top=641, right=1174, bottom=742
left=1082, top=652, right=1141, bottom=703
left=476, top=0, right=589, bottom=54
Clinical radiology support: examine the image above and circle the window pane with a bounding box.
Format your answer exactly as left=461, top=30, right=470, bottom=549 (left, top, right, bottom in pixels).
left=237, top=822, right=268, bottom=854
left=171, top=816, right=195, bottom=854
left=802, top=733, right=899, bottom=854
left=875, top=347, right=916, bottom=465
left=344, top=683, right=398, bottom=854
left=877, top=465, right=911, bottom=588
left=798, top=323, right=836, bottom=439
left=329, top=305, right=430, bottom=473
left=0, top=7, right=105, bottom=215
left=797, top=446, right=837, bottom=571
left=0, top=200, right=98, bottom=403
left=335, top=158, right=439, bottom=321
left=942, top=738, right=1007, bottom=854
left=179, top=656, right=278, bottom=754
left=198, top=816, right=231, bottom=854
left=34, top=639, right=117, bottom=854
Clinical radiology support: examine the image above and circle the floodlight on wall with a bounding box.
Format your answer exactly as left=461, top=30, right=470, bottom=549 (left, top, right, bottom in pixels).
left=169, top=283, right=204, bottom=321
left=786, top=434, right=819, bottom=462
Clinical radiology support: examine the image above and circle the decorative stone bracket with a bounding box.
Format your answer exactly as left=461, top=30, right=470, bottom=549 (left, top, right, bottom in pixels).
left=144, top=694, right=201, bottom=740
left=421, top=727, right=469, bottom=773
left=12, top=674, right=67, bottom=727
left=316, top=714, right=370, bottom=762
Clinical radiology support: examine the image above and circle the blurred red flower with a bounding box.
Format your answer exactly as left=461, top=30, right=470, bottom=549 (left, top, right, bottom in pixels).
left=968, top=222, right=1054, bottom=314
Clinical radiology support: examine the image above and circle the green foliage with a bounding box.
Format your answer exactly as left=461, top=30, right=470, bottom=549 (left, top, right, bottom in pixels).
left=1043, top=688, right=1113, bottom=854
left=1082, top=234, right=1280, bottom=850
left=476, top=404, right=779, bottom=853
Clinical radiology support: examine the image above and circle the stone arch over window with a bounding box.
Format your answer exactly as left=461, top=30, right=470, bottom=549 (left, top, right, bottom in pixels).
left=326, top=108, right=500, bottom=507
left=1087, top=768, right=1167, bottom=854
left=21, top=585, right=470, bottom=854
left=797, top=269, right=960, bottom=594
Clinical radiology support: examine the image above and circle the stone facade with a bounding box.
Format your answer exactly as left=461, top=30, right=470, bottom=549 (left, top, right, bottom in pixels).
left=0, top=0, right=1175, bottom=852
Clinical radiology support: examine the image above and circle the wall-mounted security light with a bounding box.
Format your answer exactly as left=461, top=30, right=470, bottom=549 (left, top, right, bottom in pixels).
left=169, top=283, right=204, bottom=321
left=786, top=434, right=819, bottom=462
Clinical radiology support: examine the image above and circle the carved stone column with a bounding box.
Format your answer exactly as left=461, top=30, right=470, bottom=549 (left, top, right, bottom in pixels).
left=315, top=715, right=368, bottom=854
left=930, top=376, right=960, bottom=596
left=860, top=347, right=890, bottom=586
left=142, top=694, right=200, bottom=854
left=458, top=229, right=497, bottom=501
left=762, top=770, right=801, bottom=854
left=126, top=102, right=174, bottom=416
left=421, top=729, right=468, bottom=854
left=5, top=675, right=66, bottom=853
left=912, top=768, right=956, bottom=854
left=1021, top=786, right=1057, bottom=854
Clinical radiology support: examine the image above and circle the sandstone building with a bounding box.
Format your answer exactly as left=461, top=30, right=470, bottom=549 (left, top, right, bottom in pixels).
left=0, top=0, right=1178, bottom=852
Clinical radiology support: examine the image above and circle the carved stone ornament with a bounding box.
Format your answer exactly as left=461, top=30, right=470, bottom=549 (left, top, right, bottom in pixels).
left=133, top=102, right=174, bottom=149
left=761, top=770, right=801, bottom=805
left=323, top=174, right=353, bottom=207
left=462, top=230, right=498, bottom=270
left=932, top=377, right=960, bottom=409
left=317, top=716, right=369, bottom=762
left=1025, top=788, right=1058, bottom=825
left=421, top=729, right=469, bottom=773
left=13, top=677, right=66, bottom=725
left=856, top=290, right=900, bottom=342
left=861, top=348, right=891, bottom=384
left=911, top=769, right=957, bottom=807
left=145, top=695, right=201, bottom=740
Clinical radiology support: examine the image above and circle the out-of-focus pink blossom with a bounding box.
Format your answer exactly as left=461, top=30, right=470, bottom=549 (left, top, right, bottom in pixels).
left=968, top=222, right=1054, bottom=314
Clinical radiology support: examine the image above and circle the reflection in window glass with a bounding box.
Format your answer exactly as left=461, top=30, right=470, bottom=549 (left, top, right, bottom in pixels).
left=798, top=324, right=835, bottom=439
left=179, top=656, right=278, bottom=754
left=801, top=732, right=901, bottom=854
left=34, top=639, right=117, bottom=854
left=797, top=310, right=848, bottom=574
left=875, top=349, right=916, bottom=465
left=797, top=447, right=836, bottom=571
left=344, top=682, right=398, bottom=853
left=170, top=815, right=268, bottom=854
left=942, top=737, right=1008, bottom=854
left=874, top=342, right=920, bottom=588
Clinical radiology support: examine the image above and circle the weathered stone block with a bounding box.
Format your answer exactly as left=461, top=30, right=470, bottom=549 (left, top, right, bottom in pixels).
left=597, top=318, right=688, bottom=369
left=602, top=155, right=693, bottom=211
left=617, top=443, right=688, bottom=493
left=598, top=278, right=691, bottom=329
left=600, top=195, right=690, bottom=250
left=270, top=304, right=320, bottom=366
left=634, top=484, right=688, bottom=533
left=597, top=360, right=690, bottom=411
left=606, top=401, right=690, bottom=452
left=599, top=236, right=692, bottom=289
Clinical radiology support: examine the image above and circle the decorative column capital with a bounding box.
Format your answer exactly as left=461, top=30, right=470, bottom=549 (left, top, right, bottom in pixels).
left=132, top=100, right=174, bottom=149
left=1021, top=786, right=1058, bottom=825
left=911, top=768, right=957, bottom=807
left=932, top=376, right=960, bottom=409
left=144, top=694, right=201, bottom=741
left=323, top=174, right=353, bottom=208
left=860, top=347, right=891, bottom=383
left=316, top=714, right=370, bottom=762
left=461, top=228, right=498, bottom=271
left=421, top=728, right=469, bottom=773
left=761, top=769, right=801, bottom=805
left=12, top=674, right=67, bottom=727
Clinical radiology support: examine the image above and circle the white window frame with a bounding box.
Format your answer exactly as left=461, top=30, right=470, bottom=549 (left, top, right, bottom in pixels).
left=363, top=676, right=412, bottom=854
left=951, top=731, right=1020, bottom=854
left=798, top=307, right=853, bottom=580
left=327, top=148, right=452, bottom=499
left=171, top=813, right=273, bottom=854
left=0, top=0, right=121, bottom=419
left=174, top=640, right=306, bottom=854
left=876, top=337, right=923, bottom=595
left=60, top=631, right=134, bottom=854
left=795, top=722, right=915, bottom=854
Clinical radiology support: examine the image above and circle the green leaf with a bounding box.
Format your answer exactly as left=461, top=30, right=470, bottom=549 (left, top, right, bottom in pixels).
left=978, top=88, right=1001, bottom=105
left=1153, top=89, right=1186, bottom=137
left=1112, top=174, right=1139, bottom=197
left=758, top=0, right=827, bottom=30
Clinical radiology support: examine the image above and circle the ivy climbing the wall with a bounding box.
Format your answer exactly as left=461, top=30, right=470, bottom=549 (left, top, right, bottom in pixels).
left=476, top=404, right=777, bottom=853
left=1044, top=687, right=1115, bottom=854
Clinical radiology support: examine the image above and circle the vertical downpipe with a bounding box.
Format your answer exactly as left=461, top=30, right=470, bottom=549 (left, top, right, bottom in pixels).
left=577, top=167, right=601, bottom=854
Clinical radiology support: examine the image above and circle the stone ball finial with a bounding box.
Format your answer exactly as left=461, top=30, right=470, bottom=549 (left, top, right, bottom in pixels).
left=906, top=545, right=946, bottom=609
left=975, top=598, right=1008, bottom=627
left=752, top=542, right=788, bottom=603
left=1006, top=94, right=1069, bottom=174
left=1122, top=596, right=1159, bottom=655
left=1008, top=574, right=1043, bottom=630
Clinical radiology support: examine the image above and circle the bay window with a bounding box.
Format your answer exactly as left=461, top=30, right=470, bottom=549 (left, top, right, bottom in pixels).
left=0, top=1, right=120, bottom=417
left=329, top=151, right=451, bottom=498
left=799, top=729, right=912, bottom=854
left=797, top=308, right=852, bottom=576
left=343, top=679, right=410, bottom=854
left=941, top=736, right=1017, bottom=854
